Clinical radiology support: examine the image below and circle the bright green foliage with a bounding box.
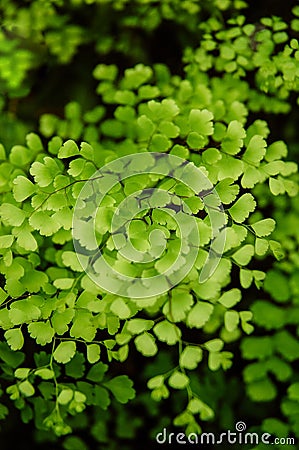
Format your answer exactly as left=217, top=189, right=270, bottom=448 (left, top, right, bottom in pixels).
left=134, top=332, right=158, bottom=356
left=0, top=0, right=298, bottom=448
left=251, top=218, right=276, bottom=237
left=180, top=346, right=203, bottom=370
left=186, top=302, right=214, bottom=328
left=229, top=193, right=256, bottom=223
left=4, top=328, right=24, bottom=351
left=53, top=341, right=77, bottom=364
left=104, top=375, right=135, bottom=404
left=168, top=371, right=189, bottom=389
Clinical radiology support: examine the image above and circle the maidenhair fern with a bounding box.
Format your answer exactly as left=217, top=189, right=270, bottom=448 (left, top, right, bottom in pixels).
left=0, top=0, right=299, bottom=448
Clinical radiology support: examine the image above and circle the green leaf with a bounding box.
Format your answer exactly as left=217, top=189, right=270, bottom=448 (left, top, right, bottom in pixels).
left=263, top=270, right=290, bottom=302
left=218, top=288, right=242, bottom=308
left=101, top=119, right=124, bottom=138
left=0, top=342, right=25, bottom=368
left=251, top=300, right=286, bottom=330
left=104, top=375, right=135, bottom=403
left=0, top=308, right=13, bottom=329
left=86, top=362, right=108, bottom=382
left=110, top=298, right=131, bottom=319
left=138, top=84, right=160, bottom=99
left=263, top=161, right=285, bottom=176
left=255, top=238, right=269, bottom=256
left=53, top=341, right=76, bottom=364
left=221, top=120, right=246, bottom=155
left=58, top=388, right=73, bottom=405
left=288, top=383, right=299, bottom=401
left=15, top=367, right=31, bottom=379
left=63, top=437, right=88, bottom=450
left=216, top=155, right=244, bottom=180
left=16, top=229, right=38, bottom=251
left=205, top=339, right=224, bottom=352
left=186, top=302, right=213, bottom=328
left=216, top=179, right=239, bottom=204
left=241, top=336, right=273, bottom=360
left=274, top=330, right=299, bottom=362
left=247, top=378, right=277, bottom=402
left=137, top=115, right=155, bottom=139
left=224, top=310, right=239, bottom=332
left=243, top=361, right=267, bottom=383
left=202, top=148, right=222, bottom=165
left=26, top=133, right=43, bottom=152
left=53, top=278, right=74, bottom=290
left=208, top=351, right=232, bottom=371
left=4, top=328, right=24, bottom=350
left=123, top=64, right=153, bottom=89
left=126, top=319, right=154, bottom=335
left=87, top=344, right=101, bottom=364
left=34, top=368, right=54, bottom=380
left=13, top=176, right=36, bottom=202
left=65, top=353, right=85, bottom=379
left=229, top=193, right=256, bottom=223
left=187, top=132, right=205, bottom=149
left=6, top=385, right=19, bottom=401
left=61, top=251, right=83, bottom=272
left=243, top=135, right=267, bottom=165
left=116, top=332, right=131, bottom=346
left=0, top=144, right=6, bottom=160
left=151, top=384, right=170, bottom=401
left=91, top=385, right=110, bottom=410
left=30, top=157, right=61, bottom=187
left=261, top=418, right=290, bottom=439
left=0, top=288, right=8, bottom=306
left=241, top=166, right=262, bottom=188
left=187, top=398, right=214, bottom=420
left=135, top=332, right=158, bottom=356
left=28, top=321, right=54, bottom=345
left=19, top=380, right=35, bottom=397
left=115, top=105, right=136, bottom=123
left=183, top=196, right=204, bottom=214
left=269, top=240, right=284, bottom=260
left=269, top=177, right=285, bottom=196
left=149, top=189, right=171, bottom=208
left=173, top=410, right=194, bottom=426
left=153, top=320, right=181, bottom=345
left=48, top=136, right=63, bottom=155
left=52, top=309, right=74, bottom=335
left=70, top=310, right=96, bottom=341
left=168, top=371, right=189, bottom=389
left=9, top=146, right=32, bottom=167
left=180, top=346, right=203, bottom=370
left=240, top=269, right=253, bottom=288
left=0, top=203, right=26, bottom=227
left=29, top=211, right=60, bottom=236
left=118, top=344, right=129, bottom=362
left=58, top=140, right=80, bottom=158
left=0, top=235, right=14, bottom=249
left=9, top=300, right=41, bottom=325
left=163, top=290, right=193, bottom=322
left=68, top=158, right=86, bottom=177
left=21, top=270, right=48, bottom=293
left=93, top=64, right=118, bottom=80
left=232, top=244, right=254, bottom=265
left=158, top=120, right=180, bottom=138
left=114, top=90, right=136, bottom=105
left=189, top=109, right=214, bottom=135
left=149, top=134, right=171, bottom=152
left=147, top=375, right=164, bottom=389
left=265, top=140, right=288, bottom=162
